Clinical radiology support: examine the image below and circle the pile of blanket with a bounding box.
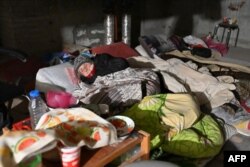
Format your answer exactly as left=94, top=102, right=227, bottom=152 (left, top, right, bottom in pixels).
left=35, top=40, right=250, bottom=166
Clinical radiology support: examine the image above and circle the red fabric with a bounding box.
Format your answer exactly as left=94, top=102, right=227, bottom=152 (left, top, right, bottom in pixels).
left=191, top=44, right=205, bottom=48
left=241, top=100, right=250, bottom=113
left=91, top=42, right=138, bottom=59
left=248, top=121, right=250, bottom=130
left=203, top=37, right=228, bottom=56
left=12, top=118, right=32, bottom=131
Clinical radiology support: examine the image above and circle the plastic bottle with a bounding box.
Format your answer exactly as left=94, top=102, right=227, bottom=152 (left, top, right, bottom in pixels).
left=28, top=90, right=48, bottom=129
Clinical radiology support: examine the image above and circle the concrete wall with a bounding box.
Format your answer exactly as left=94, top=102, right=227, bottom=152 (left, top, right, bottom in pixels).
left=0, top=0, right=249, bottom=57
left=0, top=0, right=104, bottom=56
left=0, top=0, right=62, bottom=56
left=140, top=0, right=250, bottom=48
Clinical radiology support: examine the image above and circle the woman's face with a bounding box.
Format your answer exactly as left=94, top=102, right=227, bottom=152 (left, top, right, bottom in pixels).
left=78, top=62, right=94, bottom=77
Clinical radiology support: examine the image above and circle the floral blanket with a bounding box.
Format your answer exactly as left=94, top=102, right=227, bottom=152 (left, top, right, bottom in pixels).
left=123, top=94, right=223, bottom=159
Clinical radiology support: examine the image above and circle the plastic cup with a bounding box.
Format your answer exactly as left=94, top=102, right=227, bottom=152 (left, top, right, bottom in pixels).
left=58, top=145, right=81, bottom=167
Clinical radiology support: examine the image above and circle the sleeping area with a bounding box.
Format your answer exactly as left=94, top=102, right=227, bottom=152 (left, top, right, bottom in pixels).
left=1, top=0, right=250, bottom=167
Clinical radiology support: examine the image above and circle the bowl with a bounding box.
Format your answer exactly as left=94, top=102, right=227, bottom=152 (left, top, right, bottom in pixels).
left=107, top=115, right=135, bottom=137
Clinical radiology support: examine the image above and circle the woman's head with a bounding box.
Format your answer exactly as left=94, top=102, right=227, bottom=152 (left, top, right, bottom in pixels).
left=74, top=55, right=95, bottom=79
left=78, top=62, right=95, bottom=78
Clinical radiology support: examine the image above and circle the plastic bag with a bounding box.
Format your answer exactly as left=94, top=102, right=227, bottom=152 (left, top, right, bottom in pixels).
left=46, top=91, right=77, bottom=108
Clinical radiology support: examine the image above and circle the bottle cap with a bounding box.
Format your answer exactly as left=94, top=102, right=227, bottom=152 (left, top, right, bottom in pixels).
left=29, top=90, right=40, bottom=98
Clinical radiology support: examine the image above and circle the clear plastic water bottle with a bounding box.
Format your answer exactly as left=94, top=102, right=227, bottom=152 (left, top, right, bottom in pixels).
left=28, top=90, right=48, bottom=129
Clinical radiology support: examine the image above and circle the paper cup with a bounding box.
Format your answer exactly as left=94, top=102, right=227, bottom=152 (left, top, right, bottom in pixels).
left=58, top=145, right=81, bottom=167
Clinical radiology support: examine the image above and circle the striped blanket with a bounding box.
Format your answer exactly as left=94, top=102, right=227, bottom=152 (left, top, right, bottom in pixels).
left=73, top=67, right=161, bottom=111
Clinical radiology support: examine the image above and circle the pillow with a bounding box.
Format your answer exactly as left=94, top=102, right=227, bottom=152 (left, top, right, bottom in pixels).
left=183, top=35, right=208, bottom=48
left=161, top=114, right=224, bottom=158
left=122, top=97, right=166, bottom=149
left=138, top=35, right=176, bottom=58
left=122, top=93, right=201, bottom=149
left=91, top=42, right=139, bottom=59
left=123, top=94, right=224, bottom=158
left=134, top=45, right=152, bottom=58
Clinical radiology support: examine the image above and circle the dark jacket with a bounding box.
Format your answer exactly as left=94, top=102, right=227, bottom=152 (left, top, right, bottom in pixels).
left=80, top=53, right=129, bottom=84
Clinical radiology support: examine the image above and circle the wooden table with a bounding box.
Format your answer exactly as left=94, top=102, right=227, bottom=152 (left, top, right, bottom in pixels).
left=43, top=130, right=150, bottom=167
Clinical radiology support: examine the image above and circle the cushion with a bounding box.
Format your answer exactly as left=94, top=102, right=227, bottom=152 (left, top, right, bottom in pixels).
left=138, top=35, right=176, bottom=58
left=123, top=99, right=165, bottom=149
left=123, top=94, right=224, bottom=158
left=161, top=114, right=224, bottom=158
left=91, top=42, right=139, bottom=59
left=123, top=94, right=201, bottom=149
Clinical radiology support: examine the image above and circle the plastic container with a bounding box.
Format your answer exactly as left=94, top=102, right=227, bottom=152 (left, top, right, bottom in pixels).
left=45, top=91, right=78, bottom=108
left=28, top=90, right=48, bottom=129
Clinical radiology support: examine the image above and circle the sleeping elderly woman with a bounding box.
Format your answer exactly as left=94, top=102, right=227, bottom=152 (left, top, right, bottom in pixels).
left=72, top=53, right=161, bottom=109
left=74, top=53, right=129, bottom=84
left=35, top=51, right=160, bottom=110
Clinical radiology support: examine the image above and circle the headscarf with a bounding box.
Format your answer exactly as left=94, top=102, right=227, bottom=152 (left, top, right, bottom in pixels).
left=73, top=55, right=93, bottom=79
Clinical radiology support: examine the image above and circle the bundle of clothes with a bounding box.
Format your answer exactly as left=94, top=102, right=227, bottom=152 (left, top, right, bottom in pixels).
left=138, top=34, right=228, bottom=58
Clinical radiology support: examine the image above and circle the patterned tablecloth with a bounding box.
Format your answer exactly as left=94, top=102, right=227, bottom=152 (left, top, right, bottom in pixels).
left=0, top=107, right=118, bottom=166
